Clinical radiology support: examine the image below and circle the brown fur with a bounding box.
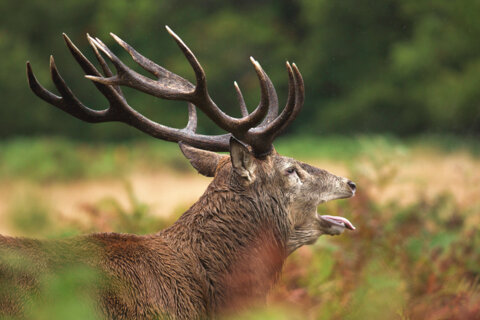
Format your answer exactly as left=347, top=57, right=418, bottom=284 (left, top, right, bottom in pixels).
left=0, top=140, right=355, bottom=319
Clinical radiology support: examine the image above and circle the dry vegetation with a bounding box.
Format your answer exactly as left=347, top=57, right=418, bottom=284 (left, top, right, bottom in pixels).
left=1, top=136, right=480, bottom=319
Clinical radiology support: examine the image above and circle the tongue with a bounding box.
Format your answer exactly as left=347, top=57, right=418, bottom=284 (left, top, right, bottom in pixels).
left=319, top=215, right=356, bottom=230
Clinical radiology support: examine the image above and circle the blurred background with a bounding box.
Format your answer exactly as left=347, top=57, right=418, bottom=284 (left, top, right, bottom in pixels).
left=1, top=0, right=480, bottom=319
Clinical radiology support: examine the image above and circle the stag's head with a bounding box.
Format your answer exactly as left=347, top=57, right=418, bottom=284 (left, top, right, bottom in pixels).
left=26, top=26, right=356, bottom=249
left=180, top=138, right=356, bottom=241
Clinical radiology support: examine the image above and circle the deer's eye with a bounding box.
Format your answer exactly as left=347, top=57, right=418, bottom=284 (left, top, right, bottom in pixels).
left=286, top=167, right=297, bottom=175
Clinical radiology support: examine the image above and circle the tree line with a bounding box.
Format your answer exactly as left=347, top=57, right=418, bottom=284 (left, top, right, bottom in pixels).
left=1, top=0, right=480, bottom=140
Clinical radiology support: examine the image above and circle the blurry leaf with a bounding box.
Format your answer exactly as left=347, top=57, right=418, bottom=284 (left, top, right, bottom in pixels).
left=345, top=261, right=407, bottom=320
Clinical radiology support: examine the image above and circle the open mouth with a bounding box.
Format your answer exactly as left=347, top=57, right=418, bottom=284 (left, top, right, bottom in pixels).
left=316, top=214, right=355, bottom=235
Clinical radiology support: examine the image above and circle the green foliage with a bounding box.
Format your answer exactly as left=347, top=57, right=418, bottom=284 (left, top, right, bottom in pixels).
left=227, top=306, right=303, bottom=320
left=24, top=266, right=101, bottom=320
left=2, top=138, right=480, bottom=318
left=2, top=0, right=480, bottom=139
left=0, top=250, right=102, bottom=320
left=0, top=138, right=189, bottom=182
left=275, top=135, right=366, bottom=161
left=274, top=142, right=480, bottom=319
left=6, top=183, right=174, bottom=238
left=1, top=138, right=89, bottom=181
left=345, top=261, right=406, bottom=320
left=7, top=191, right=53, bottom=237
left=82, top=181, right=175, bottom=234
left=1, top=135, right=479, bottom=183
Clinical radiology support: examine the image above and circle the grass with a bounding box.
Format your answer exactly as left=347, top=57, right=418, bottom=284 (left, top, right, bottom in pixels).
left=1, top=135, right=480, bottom=319
left=1, top=134, right=479, bottom=182
left=265, top=154, right=480, bottom=319
left=0, top=137, right=190, bottom=182
left=5, top=181, right=177, bottom=238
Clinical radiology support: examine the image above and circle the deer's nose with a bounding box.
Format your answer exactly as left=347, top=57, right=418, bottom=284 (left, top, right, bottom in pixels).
left=347, top=180, right=356, bottom=193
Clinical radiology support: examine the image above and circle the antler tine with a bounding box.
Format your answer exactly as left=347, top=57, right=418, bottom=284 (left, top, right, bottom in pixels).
left=49, top=56, right=83, bottom=107
left=110, top=32, right=169, bottom=79
left=272, top=63, right=304, bottom=136
left=242, top=61, right=304, bottom=156
left=185, top=103, right=197, bottom=133
left=234, top=81, right=249, bottom=117
left=233, top=67, right=278, bottom=126
left=240, top=57, right=270, bottom=131
left=87, top=34, right=113, bottom=77
left=63, top=33, right=123, bottom=104
left=259, top=70, right=279, bottom=126
left=63, top=33, right=102, bottom=77
left=255, top=62, right=301, bottom=135
left=86, top=34, right=123, bottom=96
left=165, top=26, right=206, bottom=93
left=27, top=57, right=110, bottom=123
left=26, top=62, right=62, bottom=105
left=84, top=37, right=134, bottom=88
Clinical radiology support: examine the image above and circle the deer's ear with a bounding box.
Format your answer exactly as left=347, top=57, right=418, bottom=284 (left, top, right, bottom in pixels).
left=179, top=142, right=222, bottom=177
left=230, top=137, right=256, bottom=182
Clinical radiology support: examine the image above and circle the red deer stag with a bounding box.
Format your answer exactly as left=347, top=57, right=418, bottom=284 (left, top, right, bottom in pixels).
left=0, top=27, right=356, bottom=319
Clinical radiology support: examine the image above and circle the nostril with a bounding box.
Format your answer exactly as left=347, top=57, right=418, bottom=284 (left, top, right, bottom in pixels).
left=347, top=180, right=356, bottom=192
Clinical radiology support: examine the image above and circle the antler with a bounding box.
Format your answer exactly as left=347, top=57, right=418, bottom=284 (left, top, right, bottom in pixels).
left=26, top=27, right=304, bottom=156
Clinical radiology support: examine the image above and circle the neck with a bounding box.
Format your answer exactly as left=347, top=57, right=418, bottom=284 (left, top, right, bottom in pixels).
left=160, top=180, right=290, bottom=312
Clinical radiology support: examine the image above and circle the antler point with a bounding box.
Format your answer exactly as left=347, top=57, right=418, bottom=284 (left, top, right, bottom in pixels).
left=165, top=25, right=175, bottom=35
left=291, top=63, right=301, bottom=75
left=26, top=61, right=34, bottom=76
left=85, top=75, right=101, bottom=82
left=286, top=62, right=293, bottom=72
left=92, top=38, right=112, bottom=59
left=62, top=33, right=73, bottom=45
left=110, top=33, right=122, bottom=43
left=250, top=57, right=263, bottom=71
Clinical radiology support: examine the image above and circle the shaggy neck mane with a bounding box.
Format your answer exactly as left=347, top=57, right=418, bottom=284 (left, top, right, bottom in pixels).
left=160, top=173, right=290, bottom=313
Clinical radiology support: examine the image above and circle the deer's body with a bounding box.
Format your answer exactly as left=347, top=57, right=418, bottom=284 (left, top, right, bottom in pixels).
left=1, top=27, right=356, bottom=319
